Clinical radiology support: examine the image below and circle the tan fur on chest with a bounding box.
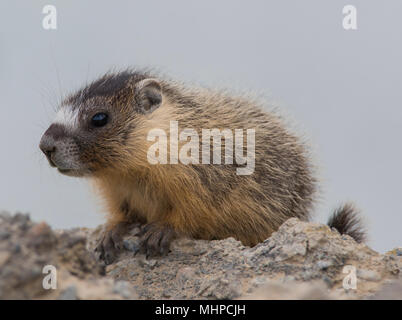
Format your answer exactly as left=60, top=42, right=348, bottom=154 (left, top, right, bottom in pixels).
left=94, top=174, right=171, bottom=226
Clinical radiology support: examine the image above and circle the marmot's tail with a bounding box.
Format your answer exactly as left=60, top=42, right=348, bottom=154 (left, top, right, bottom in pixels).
left=327, top=203, right=366, bottom=243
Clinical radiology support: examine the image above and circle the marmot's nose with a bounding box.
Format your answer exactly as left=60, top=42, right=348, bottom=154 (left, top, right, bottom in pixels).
left=39, top=136, right=57, bottom=167
left=40, top=123, right=66, bottom=166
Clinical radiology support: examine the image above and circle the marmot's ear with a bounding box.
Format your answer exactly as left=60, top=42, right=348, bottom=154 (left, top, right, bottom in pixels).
left=134, top=78, right=162, bottom=114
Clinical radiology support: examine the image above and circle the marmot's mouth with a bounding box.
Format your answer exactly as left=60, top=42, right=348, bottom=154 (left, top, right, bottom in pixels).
left=45, top=156, right=57, bottom=168
left=57, top=168, right=87, bottom=177
left=57, top=168, right=71, bottom=174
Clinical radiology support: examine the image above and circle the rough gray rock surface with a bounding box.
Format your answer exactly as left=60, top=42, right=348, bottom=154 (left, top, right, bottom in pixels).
left=0, top=211, right=400, bottom=299
left=0, top=211, right=136, bottom=299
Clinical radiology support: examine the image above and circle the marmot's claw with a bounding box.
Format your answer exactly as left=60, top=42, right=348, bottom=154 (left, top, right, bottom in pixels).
left=139, top=223, right=176, bottom=257
left=95, top=222, right=128, bottom=265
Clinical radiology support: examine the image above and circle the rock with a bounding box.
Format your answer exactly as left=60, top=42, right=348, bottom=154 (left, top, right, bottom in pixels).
left=113, top=280, right=137, bottom=299
left=176, top=267, right=196, bottom=287
left=241, top=280, right=341, bottom=300
left=0, top=211, right=400, bottom=299
left=27, top=222, right=56, bottom=251
left=97, top=217, right=401, bottom=299
left=0, top=252, right=11, bottom=268
left=386, top=248, right=402, bottom=257
left=357, top=269, right=382, bottom=282
left=59, top=286, right=77, bottom=300
left=0, top=212, right=137, bottom=299
left=0, top=230, right=10, bottom=240
left=367, top=279, right=402, bottom=299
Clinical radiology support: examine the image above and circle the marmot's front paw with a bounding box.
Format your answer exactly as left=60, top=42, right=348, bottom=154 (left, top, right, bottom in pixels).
left=95, top=222, right=129, bottom=265
left=138, top=223, right=176, bottom=257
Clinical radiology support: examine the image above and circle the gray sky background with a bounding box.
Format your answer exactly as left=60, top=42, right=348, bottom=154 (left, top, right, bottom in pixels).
left=0, top=1, right=401, bottom=252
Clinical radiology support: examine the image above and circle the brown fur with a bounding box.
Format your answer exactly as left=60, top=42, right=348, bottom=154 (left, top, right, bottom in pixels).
left=71, top=71, right=318, bottom=247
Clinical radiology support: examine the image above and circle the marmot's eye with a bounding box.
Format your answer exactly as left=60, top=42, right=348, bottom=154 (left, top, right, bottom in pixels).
left=91, top=113, right=108, bottom=127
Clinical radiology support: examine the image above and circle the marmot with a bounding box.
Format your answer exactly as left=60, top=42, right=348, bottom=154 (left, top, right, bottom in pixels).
left=39, top=69, right=365, bottom=264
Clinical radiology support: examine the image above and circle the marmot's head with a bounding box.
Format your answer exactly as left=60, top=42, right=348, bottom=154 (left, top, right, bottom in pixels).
left=39, top=70, right=163, bottom=177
